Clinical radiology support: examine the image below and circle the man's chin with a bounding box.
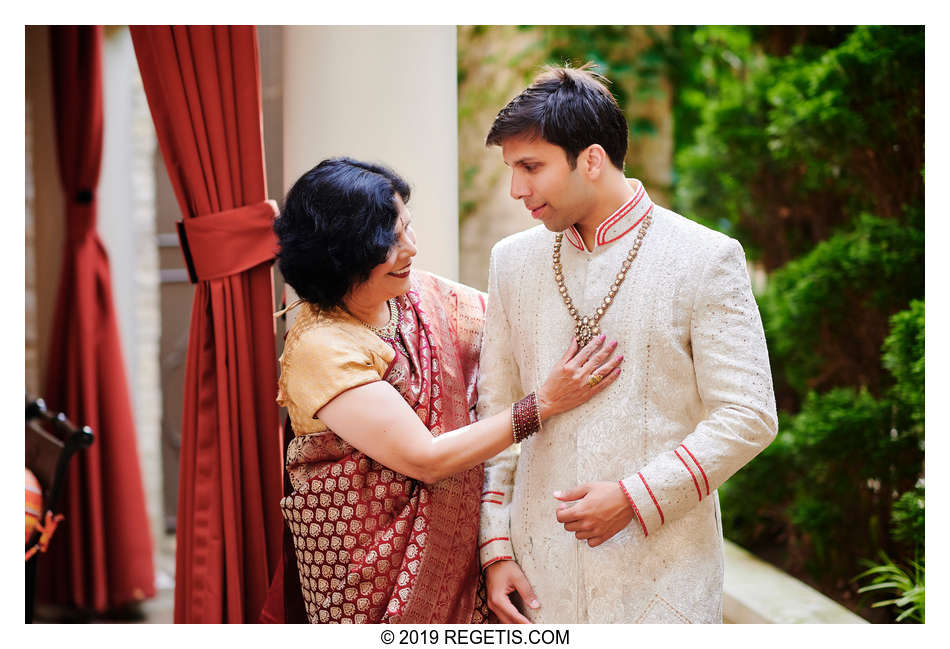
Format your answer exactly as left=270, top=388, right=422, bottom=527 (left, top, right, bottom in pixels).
left=540, top=219, right=566, bottom=233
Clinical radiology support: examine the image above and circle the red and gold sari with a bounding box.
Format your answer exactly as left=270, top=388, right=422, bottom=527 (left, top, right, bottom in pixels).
left=261, top=272, right=489, bottom=623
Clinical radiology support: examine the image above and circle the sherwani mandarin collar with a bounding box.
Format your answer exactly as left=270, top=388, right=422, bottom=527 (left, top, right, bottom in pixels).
left=562, top=179, right=654, bottom=252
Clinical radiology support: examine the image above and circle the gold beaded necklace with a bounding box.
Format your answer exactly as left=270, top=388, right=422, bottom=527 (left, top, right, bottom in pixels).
left=353, top=297, right=408, bottom=356
left=553, top=211, right=653, bottom=347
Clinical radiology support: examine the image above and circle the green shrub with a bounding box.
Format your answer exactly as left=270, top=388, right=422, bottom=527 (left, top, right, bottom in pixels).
left=758, top=215, right=923, bottom=397
left=890, top=485, right=925, bottom=553
left=882, top=300, right=925, bottom=435
left=789, top=388, right=920, bottom=571
left=672, top=26, right=923, bottom=271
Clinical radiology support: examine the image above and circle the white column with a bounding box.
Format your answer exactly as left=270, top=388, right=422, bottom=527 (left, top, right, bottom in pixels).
left=100, top=27, right=138, bottom=391
left=283, top=26, right=459, bottom=285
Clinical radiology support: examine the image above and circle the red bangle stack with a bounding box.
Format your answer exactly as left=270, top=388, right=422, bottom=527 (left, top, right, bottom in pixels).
left=511, top=391, right=542, bottom=443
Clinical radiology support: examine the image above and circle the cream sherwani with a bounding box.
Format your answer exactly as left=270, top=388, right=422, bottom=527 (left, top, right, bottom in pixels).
left=476, top=181, right=777, bottom=623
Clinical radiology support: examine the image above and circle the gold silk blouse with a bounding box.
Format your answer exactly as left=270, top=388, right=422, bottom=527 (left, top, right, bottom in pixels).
left=277, top=304, right=395, bottom=436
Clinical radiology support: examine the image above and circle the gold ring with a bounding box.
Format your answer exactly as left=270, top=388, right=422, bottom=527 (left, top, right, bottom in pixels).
left=587, top=374, right=603, bottom=387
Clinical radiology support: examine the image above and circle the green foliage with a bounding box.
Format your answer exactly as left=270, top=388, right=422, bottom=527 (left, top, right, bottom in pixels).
left=856, top=553, right=924, bottom=623
left=671, top=26, right=923, bottom=270
left=890, top=485, right=924, bottom=551
left=882, top=300, right=925, bottom=432
left=786, top=388, right=920, bottom=566
left=758, top=214, right=924, bottom=396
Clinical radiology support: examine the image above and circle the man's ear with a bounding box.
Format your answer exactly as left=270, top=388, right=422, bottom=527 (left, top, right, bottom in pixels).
left=580, top=144, right=607, bottom=180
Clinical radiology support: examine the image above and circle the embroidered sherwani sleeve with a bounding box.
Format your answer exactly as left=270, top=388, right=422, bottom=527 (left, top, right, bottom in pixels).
left=619, top=237, right=778, bottom=537
left=476, top=245, right=522, bottom=568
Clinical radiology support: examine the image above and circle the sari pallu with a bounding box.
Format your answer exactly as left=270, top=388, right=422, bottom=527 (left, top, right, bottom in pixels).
left=280, top=272, right=489, bottom=623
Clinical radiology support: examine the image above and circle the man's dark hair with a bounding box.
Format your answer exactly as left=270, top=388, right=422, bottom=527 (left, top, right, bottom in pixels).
left=274, top=157, right=411, bottom=310
left=485, top=63, right=628, bottom=170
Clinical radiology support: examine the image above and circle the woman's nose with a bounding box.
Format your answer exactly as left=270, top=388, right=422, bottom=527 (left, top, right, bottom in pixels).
left=404, top=232, right=418, bottom=258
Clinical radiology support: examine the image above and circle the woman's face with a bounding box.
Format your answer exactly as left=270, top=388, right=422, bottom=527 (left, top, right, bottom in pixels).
left=361, top=194, right=418, bottom=300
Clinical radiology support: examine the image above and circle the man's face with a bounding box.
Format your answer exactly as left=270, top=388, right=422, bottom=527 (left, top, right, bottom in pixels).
left=501, top=134, right=593, bottom=233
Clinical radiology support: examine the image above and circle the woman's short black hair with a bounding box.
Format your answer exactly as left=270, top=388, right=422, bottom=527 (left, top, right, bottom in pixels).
left=274, top=157, right=411, bottom=310
left=485, top=63, right=628, bottom=171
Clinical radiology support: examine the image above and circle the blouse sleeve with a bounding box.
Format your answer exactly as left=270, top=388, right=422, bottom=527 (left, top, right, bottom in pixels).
left=281, top=325, right=386, bottom=421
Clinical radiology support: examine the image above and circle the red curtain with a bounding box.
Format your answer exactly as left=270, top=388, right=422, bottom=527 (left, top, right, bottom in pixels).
left=130, top=25, right=283, bottom=623
left=38, top=25, right=157, bottom=611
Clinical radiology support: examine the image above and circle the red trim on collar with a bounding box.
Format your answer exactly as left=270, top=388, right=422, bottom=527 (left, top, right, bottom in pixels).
left=601, top=205, right=652, bottom=247
left=596, top=187, right=642, bottom=246
left=564, top=226, right=585, bottom=251
left=560, top=181, right=653, bottom=252
left=599, top=187, right=651, bottom=246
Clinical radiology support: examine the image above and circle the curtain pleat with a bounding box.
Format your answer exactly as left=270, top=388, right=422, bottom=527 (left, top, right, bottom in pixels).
left=130, top=25, right=282, bottom=623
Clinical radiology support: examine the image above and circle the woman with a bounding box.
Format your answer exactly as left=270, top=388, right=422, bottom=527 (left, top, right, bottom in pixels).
left=262, top=158, right=621, bottom=623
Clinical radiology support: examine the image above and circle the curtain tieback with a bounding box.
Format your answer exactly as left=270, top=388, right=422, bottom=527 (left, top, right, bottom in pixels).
left=177, top=199, right=279, bottom=283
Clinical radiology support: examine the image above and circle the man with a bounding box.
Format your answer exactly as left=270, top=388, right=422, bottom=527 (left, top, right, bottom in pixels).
left=476, top=65, right=777, bottom=623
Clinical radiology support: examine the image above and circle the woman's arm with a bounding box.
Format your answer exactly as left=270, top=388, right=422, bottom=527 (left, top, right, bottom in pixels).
left=317, top=335, right=622, bottom=484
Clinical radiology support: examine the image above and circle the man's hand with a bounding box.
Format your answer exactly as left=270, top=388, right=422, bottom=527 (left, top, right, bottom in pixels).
left=554, top=481, right=634, bottom=547
left=485, top=560, right=539, bottom=623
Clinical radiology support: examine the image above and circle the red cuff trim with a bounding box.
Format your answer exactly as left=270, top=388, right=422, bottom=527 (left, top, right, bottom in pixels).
left=675, top=449, right=702, bottom=501
left=478, top=537, right=510, bottom=550
left=482, top=555, right=513, bottom=569
left=618, top=480, right=648, bottom=538
left=482, top=490, right=504, bottom=496
left=637, top=472, right=664, bottom=525
left=680, top=444, right=710, bottom=496
left=480, top=499, right=503, bottom=505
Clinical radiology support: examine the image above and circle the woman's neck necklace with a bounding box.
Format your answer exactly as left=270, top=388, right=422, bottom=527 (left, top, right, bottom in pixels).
left=345, top=297, right=392, bottom=329
left=348, top=297, right=400, bottom=339
left=348, top=297, right=408, bottom=357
